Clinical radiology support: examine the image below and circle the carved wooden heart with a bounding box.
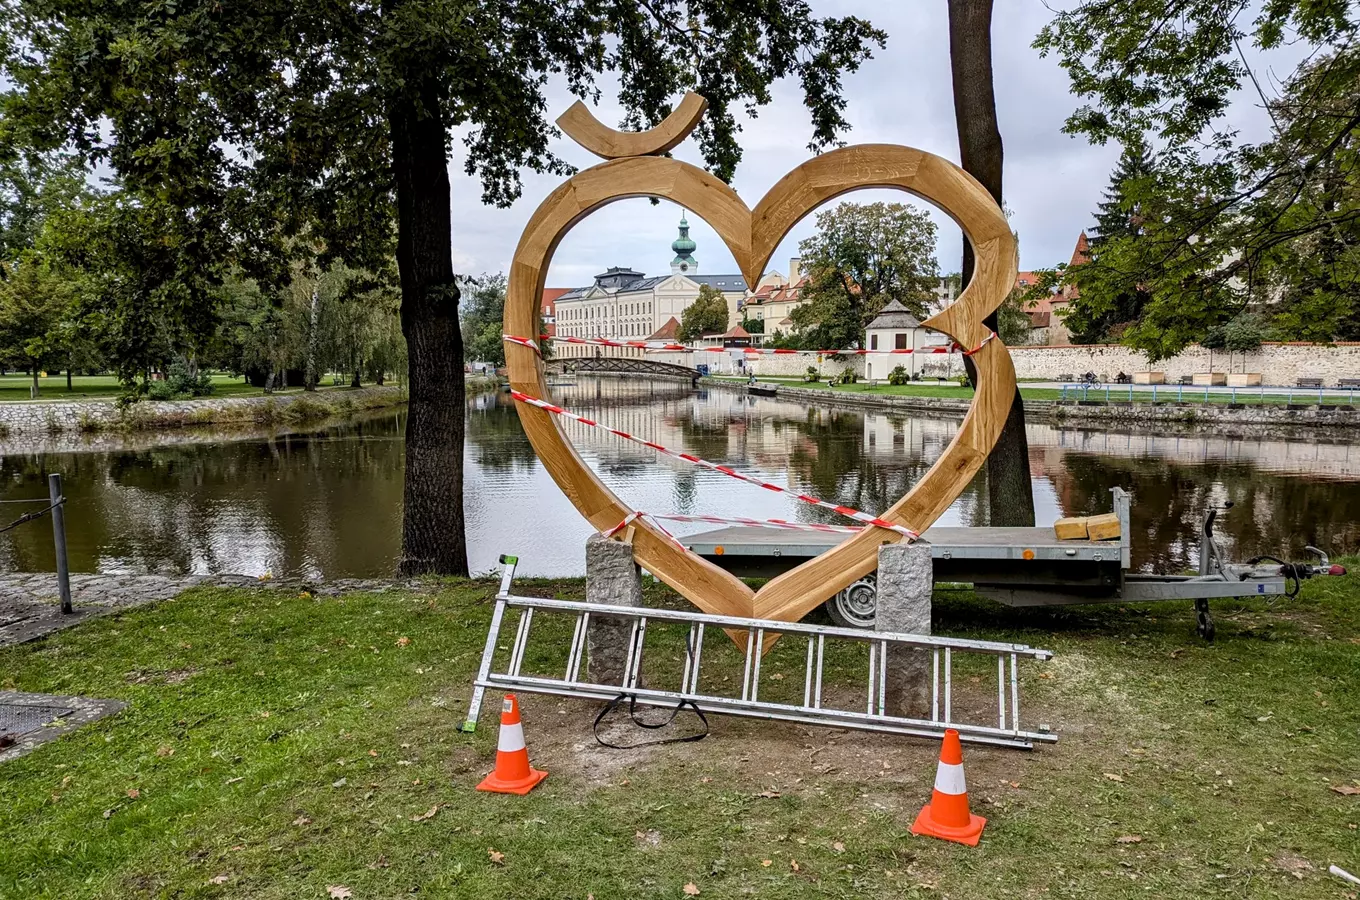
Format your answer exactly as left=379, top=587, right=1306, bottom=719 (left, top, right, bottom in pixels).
left=504, top=93, right=1017, bottom=625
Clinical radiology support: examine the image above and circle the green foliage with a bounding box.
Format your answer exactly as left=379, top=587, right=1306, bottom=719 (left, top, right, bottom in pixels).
left=145, top=379, right=175, bottom=401
left=460, top=274, right=510, bottom=367
left=790, top=201, right=939, bottom=351
left=678, top=284, right=731, bottom=342
left=1036, top=2, right=1360, bottom=356
left=0, top=250, right=76, bottom=380
left=739, top=316, right=764, bottom=335
left=888, top=364, right=910, bottom=385
left=165, top=358, right=215, bottom=397
left=995, top=289, right=1035, bottom=347
left=836, top=367, right=857, bottom=385
left=803, top=365, right=820, bottom=383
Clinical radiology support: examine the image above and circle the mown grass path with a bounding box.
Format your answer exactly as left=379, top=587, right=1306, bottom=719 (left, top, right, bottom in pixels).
left=1, top=573, right=1357, bottom=898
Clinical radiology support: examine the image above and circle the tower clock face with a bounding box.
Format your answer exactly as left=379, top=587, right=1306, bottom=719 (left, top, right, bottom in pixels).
left=680, top=263, right=688, bottom=271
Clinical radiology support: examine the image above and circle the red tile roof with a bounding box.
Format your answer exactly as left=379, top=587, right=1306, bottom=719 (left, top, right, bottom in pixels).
left=648, top=316, right=681, bottom=341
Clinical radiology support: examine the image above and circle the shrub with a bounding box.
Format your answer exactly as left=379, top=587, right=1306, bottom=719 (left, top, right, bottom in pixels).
left=837, top=368, right=857, bottom=385
left=887, top=365, right=910, bottom=386
left=147, top=379, right=176, bottom=401
left=165, top=359, right=215, bottom=397
left=803, top=366, right=820, bottom=383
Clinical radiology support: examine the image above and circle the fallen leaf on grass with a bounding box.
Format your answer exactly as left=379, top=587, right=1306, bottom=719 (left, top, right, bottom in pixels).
left=832, top=842, right=845, bottom=853
left=761, top=859, right=773, bottom=867
left=1115, top=835, right=1143, bottom=844
left=756, top=790, right=781, bottom=799
left=327, top=887, right=352, bottom=900
left=156, top=746, right=174, bottom=758
left=331, top=778, right=347, bottom=788
left=293, top=815, right=312, bottom=826
left=411, top=805, right=439, bottom=822
left=367, top=855, right=390, bottom=870
left=209, top=874, right=229, bottom=885
left=126, top=788, right=140, bottom=799
left=1332, top=785, right=1360, bottom=795
left=790, top=860, right=801, bottom=873
left=1103, top=773, right=1124, bottom=783
left=226, top=777, right=243, bottom=785
left=396, top=637, right=411, bottom=647
left=683, top=883, right=700, bottom=896
left=488, top=848, right=506, bottom=866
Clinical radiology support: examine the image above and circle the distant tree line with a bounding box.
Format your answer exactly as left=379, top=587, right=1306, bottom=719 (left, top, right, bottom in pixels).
left=0, top=156, right=403, bottom=397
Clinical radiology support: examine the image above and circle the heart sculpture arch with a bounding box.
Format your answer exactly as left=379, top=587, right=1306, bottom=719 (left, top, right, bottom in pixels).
left=504, top=94, right=1018, bottom=630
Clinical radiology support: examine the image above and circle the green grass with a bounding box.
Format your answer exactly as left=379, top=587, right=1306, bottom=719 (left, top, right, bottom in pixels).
left=715, top=375, right=1360, bottom=407
left=0, top=374, right=367, bottom=404
left=2, top=572, right=1358, bottom=898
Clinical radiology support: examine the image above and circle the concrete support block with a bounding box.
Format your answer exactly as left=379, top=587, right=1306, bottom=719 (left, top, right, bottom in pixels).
left=585, top=534, right=644, bottom=687
left=875, top=540, right=933, bottom=718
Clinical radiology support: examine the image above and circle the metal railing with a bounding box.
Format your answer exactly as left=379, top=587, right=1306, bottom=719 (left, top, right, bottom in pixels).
left=1, top=473, right=72, bottom=613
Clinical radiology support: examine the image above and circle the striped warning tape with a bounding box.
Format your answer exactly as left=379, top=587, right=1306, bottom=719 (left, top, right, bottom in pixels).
left=504, top=332, right=997, bottom=358
left=509, top=388, right=918, bottom=539
left=603, top=511, right=865, bottom=540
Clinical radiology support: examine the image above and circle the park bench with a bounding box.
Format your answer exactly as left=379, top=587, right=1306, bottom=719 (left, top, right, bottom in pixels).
left=1056, top=373, right=1074, bottom=383
left=1339, top=378, right=1360, bottom=388
left=1296, top=377, right=1324, bottom=388
left=1177, top=375, right=1194, bottom=385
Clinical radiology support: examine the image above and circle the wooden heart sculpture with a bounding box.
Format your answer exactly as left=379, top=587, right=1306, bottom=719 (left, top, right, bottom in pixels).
left=505, top=93, right=1018, bottom=627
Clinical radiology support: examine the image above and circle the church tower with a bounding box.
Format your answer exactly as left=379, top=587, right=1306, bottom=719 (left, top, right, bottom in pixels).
left=670, top=212, right=698, bottom=275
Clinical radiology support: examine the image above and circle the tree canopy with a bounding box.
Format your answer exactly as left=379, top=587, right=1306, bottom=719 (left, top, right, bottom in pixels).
left=678, top=284, right=730, bottom=342
left=790, top=201, right=939, bottom=350
left=1035, top=1, right=1360, bottom=358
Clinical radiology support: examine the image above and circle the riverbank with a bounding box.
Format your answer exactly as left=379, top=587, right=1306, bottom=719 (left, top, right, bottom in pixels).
left=0, top=384, right=408, bottom=437
left=1, top=573, right=1356, bottom=898
left=706, top=378, right=1360, bottom=428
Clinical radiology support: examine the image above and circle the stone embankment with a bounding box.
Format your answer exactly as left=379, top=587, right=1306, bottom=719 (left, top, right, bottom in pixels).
left=0, top=385, right=406, bottom=436
left=705, top=380, right=1360, bottom=428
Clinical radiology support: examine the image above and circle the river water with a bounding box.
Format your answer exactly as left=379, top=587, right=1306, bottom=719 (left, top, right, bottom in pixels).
left=2, top=377, right=1358, bottom=579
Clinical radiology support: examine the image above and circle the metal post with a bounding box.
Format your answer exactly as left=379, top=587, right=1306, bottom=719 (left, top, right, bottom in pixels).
left=1152, top=384, right=1157, bottom=403
left=1104, top=384, right=1110, bottom=403
left=1178, top=384, right=1183, bottom=402
left=48, top=473, right=71, bottom=615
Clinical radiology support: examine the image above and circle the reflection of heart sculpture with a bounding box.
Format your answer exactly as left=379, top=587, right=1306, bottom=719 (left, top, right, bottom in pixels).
left=504, top=93, right=1018, bottom=627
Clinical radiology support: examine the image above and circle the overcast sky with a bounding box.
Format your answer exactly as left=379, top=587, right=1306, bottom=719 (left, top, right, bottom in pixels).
left=446, top=1, right=1301, bottom=289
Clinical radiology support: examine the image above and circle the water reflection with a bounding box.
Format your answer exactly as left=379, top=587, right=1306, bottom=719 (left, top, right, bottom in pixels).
left=1, top=378, right=1358, bottom=578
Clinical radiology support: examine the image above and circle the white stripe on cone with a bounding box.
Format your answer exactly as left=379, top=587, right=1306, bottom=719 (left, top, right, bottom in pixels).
left=498, top=721, right=526, bottom=753
left=934, top=761, right=967, bottom=795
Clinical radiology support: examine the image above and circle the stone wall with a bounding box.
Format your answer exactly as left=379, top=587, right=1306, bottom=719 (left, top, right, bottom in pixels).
left=0, top=385, right=406, bottom=436
left=1012, top=342, right=1360, bottom=385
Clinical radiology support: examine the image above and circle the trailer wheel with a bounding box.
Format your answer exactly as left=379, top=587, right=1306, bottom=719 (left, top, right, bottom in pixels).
left=826, top=575, right=877, bottom=629
left=1195, top=599, right=1215, bottom=642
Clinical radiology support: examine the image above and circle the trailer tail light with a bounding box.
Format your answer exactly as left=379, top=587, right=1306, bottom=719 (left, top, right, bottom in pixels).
left=1329, top=565, right=1347, bottom=576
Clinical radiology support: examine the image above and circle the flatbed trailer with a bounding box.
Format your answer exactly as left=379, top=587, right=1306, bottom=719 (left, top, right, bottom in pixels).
left=683, top=488, right=1337, bottom=637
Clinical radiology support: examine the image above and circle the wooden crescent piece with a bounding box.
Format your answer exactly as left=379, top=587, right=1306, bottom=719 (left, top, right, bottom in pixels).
left=505, top=140, right=1017, bottom=635
left=557, top=92, right=710, bottom=160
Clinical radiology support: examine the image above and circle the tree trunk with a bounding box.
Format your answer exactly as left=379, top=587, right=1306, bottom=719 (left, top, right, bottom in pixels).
left=66, top=366, right=72, bottom=392
left=351, top=367, right=361, bottom=388
left=31, top=365, right=39, bottom=399
left=305, top=286, right=320, bottom=391
left=389, top=77, right=467, bottom=576
left=949, top=0, right=1035, bottom=528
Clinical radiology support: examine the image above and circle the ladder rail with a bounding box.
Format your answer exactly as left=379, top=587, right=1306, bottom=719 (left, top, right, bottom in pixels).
left=463, top=559, right=1056, bottom=749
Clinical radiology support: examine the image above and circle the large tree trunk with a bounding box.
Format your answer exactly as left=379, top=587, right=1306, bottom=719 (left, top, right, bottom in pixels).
left=305, top=286, right=320, bottom=391
left=948, top=0, right=1035, bottom=528
left=390, top=78, right=468, bottom=577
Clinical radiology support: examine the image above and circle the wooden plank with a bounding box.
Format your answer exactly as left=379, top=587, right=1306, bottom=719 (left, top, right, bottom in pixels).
left=557, top=92, right=709, bottom=160
left=1086, top=513, right=1121, bottom=542
left=1053, top=517, right=1089, bottom=541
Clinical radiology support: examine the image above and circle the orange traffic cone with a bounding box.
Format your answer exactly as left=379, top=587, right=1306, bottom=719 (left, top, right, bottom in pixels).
left=911, top=729, right=986, bottom=846
left=476, top=694, right=548, bottom=795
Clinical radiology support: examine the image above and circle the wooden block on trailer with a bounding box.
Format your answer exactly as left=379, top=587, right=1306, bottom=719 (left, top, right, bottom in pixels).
left=1053, top=516, right=1089, bottom=541
left=1086, top=512, right=1121, bottom=541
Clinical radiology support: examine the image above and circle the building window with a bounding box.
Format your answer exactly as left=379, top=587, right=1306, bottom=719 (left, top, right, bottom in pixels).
left=895, top=333, right=907, bottom=350
left=870, top=334, right=878, bottom=350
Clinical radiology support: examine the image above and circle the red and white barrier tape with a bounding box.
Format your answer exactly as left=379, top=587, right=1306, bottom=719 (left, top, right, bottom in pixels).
left=603, top=511, right=866, bottom=540
left=504, top=332, right=997, bottom=358
left=509, top=388, right=918, bottom=539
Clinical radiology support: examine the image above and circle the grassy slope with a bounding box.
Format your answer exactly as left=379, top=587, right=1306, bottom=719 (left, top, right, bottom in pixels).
left=1, top=573, right=1357, bottom=899
left=713, top=376, right=1355, bottom=406
left=0, top=374, right=367, bottom=404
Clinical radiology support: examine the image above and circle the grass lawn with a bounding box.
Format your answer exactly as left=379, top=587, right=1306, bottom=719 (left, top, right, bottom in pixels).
left=0, top=374, right=359, bottom=403
left=713, top=376, right=1360, bottom=407
left=2, top=573, right=1358, bottom=898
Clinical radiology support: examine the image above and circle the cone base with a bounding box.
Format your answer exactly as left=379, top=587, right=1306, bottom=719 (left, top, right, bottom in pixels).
left=476, top=766, right=548, bottom=795
left=910, top=804, right=986, bottom=846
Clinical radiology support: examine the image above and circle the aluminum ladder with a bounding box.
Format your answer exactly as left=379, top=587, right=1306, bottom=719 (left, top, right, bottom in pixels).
left=462, top=556, right=1058, bottom=750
